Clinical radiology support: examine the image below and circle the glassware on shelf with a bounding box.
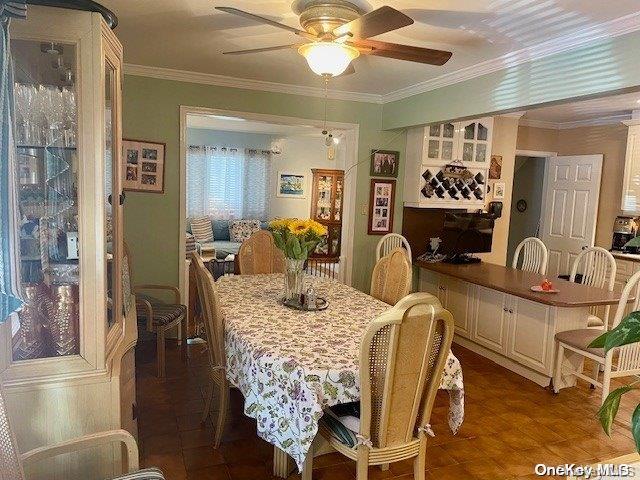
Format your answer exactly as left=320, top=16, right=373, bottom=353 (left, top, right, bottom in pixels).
left=12, top=283, right=50, bottom=360
left=45, top=284, right=80, bottom=356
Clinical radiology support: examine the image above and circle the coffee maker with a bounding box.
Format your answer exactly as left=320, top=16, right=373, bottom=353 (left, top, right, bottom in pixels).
left=612, top=216, right=639, bottom=252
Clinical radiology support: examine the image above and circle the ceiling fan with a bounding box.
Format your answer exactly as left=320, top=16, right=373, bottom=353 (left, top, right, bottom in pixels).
left=216, top=1, right=453, bottom=77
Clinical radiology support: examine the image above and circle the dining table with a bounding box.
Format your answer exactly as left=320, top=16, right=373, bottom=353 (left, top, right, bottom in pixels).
left=216, top=273, right=465, bottom=476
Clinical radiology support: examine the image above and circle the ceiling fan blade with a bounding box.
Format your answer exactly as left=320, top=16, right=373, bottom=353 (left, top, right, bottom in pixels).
left=215, top=7, right=317, bottom=40
left=333, top=6, right=413, bottom=39
left=336, top=63, right=356, bottom=77
left=223, top=44, right=300, bottom=55
left=349, top=39, right=452, bottom=66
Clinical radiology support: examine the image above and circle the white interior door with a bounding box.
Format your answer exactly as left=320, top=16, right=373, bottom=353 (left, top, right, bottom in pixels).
left=540, top=155, right=603, bottom=278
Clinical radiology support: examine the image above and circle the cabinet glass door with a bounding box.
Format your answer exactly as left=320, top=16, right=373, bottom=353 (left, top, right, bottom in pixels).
left=105, top=59, right=118, bottom=329
left=333, top=176, right=343, bottom=222
left=460, top=120, right=490, bottom=164
left=11, top=39, right=81, bottom=360
left=315, top=174, right=333, bottom=221
left=427, top=123, right=455, bottom=162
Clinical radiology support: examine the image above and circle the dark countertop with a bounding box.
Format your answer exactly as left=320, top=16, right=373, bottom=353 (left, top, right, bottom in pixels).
left=417, top=260, right=628, bottom=308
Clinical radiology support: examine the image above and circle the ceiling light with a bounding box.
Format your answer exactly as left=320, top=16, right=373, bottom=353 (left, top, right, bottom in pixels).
left=298, top=42, right=359, bottom=77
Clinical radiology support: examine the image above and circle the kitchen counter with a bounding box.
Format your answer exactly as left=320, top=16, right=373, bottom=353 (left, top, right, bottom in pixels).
left=417, top=259, right=629, bottom=388
left=611, top=251, right=640, bottom=262
left=417, top=260, right=627, bottom=307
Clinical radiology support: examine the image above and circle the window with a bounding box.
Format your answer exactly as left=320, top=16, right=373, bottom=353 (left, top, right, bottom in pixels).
left=187, top=145, right=271, bottom=220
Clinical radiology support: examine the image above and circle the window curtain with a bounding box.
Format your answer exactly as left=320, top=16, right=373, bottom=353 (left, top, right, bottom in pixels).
left=186, top=145, right=271, bottom=220
left=0, top=1, right=26, bottom=324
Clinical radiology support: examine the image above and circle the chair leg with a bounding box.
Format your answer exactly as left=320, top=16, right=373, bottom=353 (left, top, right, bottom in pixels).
left=591, top=361, right=599, bottom=389
left=157, top=329, right=165, bottom=379
left=356, top=446, right=369, bottom=480
left=201, top=381, right=214, bottom=424
left=180, top=315, right=188, bottom=364
left=552, top=343, right=564, bottom=394
left=214, top=383, right=229, bottom=449
left=414, top=437, right=427, bottom=480
left=301, top=441, right=314, bottom=480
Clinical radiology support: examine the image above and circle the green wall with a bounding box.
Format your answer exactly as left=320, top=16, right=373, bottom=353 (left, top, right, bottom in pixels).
left=122, top=75, right=406, bottom=292
left=383, top=30, right=640, bottom=129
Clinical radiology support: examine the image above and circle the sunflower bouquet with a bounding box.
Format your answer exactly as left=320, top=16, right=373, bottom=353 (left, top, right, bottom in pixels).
left=269, top=218, right=328, bottom=260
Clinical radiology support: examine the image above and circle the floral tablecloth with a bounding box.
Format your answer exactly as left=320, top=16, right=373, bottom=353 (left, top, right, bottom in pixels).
left=217, top=274, right=464, bottom=470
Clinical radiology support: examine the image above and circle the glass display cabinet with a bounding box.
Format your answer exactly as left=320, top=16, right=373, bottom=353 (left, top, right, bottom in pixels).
left=0, top=6, right=137, bottom=479
left=310, top=168, right=344, bottom=258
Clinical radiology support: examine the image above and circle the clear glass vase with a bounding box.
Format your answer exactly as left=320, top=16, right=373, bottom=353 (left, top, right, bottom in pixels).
left=284, top=258, right=306, bottom=303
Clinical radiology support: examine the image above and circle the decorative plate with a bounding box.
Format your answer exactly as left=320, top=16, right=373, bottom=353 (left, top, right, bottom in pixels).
left=530, top=285, right=559, bottom=294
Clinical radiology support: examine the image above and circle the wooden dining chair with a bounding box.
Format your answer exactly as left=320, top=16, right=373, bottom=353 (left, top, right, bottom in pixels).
left=0, top=386, right=164, bottom=480
left=376, top=233, right=412, bottom=264
left=553, top=269, right=640, bottom=404
left=238, top=230, right=285, bottom=275
left=370, top=247, right=411, bottom=305
left=308, top=292, right=454, bottom=480
left=127, top=243, right=187, bottom=379
left=569, top=246, right=616, bottom=329
left=512, top=237, right=548, bottom=275
left=191, top=253, right=230, bottom=448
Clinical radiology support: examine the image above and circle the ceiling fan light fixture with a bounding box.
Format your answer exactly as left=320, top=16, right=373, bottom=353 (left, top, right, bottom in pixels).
left=298, top=42, right=359, bottom=77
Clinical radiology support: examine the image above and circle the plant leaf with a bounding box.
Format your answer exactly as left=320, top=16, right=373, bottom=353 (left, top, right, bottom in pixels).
left=292, top=236, right=302, bottom=258
left=597, top=386, right=634, bottom=435
left=589, top=311, right=640, bottom=353
left=632, top=403, right=640, bottom=452
left=272, top=231, right=285, bottom=250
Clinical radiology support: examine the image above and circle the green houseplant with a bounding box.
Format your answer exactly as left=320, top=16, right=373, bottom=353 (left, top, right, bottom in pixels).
left=589, top=311, right=640, bottom=448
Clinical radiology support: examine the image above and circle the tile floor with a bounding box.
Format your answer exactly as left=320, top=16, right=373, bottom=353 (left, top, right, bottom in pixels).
left=135, top=330, right=639, bottom=480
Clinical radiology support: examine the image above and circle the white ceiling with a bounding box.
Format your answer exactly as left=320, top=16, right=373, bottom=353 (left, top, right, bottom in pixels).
left=100, top=0, right=640, bottom=98
left=522, top=91, right=640, bottom=127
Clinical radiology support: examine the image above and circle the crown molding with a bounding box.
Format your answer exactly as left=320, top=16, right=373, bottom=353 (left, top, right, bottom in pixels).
left=381, top=11, right=640, bottom=103
left=520, top=113, right=633, bottom=130
left=124, top=11, right=640, bottom=107
left=123, top=64, right=384, bottom=104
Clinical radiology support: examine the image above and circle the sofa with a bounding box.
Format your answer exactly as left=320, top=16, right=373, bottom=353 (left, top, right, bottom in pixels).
left=188, top=218, right=268, bottom=259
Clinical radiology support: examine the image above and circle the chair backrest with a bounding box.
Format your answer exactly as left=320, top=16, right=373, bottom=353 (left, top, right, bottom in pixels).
left=238, top=230, right=285, bottom=275
left=191, top=253, right=226, bottom=369
left=306, top=257, right=340, bottom=281
left=358, top=292, right=454, bottom=449
left=608, top=269, right=640, bottom=370
left=0, top=388, right=25, bottom=480
left=512, top=237, right=548, bottom=275
left=370, top=248, right=411, bottom=305
left=570, top=246, right=616, bottom=322
left=376, top=233, right=412, bottom=264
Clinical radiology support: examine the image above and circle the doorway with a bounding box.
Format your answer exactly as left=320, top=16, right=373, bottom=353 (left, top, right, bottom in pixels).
left=178, top=107, right=360, bottom=300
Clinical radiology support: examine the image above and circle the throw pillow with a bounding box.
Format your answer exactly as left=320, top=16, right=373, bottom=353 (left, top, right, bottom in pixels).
left=229, top=219, right=261, bottom=243
left=190, top=217, right=214, bottom=244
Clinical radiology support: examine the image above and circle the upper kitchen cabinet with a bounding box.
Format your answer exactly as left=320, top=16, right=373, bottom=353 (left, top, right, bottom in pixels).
left=622, top=119, right=640, bottom=213
left=404, top=117, right=494, bottom=208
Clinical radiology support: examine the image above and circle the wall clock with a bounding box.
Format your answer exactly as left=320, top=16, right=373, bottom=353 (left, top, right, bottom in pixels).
left=516, top=199, right=527, bottom=212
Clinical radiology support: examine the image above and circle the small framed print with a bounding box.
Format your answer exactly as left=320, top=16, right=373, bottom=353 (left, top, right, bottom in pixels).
left=489, top=155, right=503, bottom=179
left=370, top=150, right=399, bottom=178
left=493, top=181, right=506, bottom=199
left=277, top=172, right=306, bottom=198
left=122, top=139, right=165, bottom=193
left=368, top=179, right=396, bottom=235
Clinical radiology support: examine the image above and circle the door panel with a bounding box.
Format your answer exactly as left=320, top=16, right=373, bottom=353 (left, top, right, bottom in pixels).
left=445, top=279, right=472, bottom=338
left=473, top=286, right=508, bottom=353
left=508, top=298, right=552, bottom=374
left=540, top=155, right=603, bottom=277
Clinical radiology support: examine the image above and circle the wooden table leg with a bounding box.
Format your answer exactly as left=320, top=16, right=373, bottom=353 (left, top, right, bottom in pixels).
left=273, top=447, right=295, bottom=478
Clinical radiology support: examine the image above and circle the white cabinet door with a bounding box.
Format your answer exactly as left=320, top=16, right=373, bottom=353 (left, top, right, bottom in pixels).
left=457, top=117, right=493, bottom=167
left=424, top=123, right=456, bottom=165
left=419, top=270, right=440, bottom=297
left=442, top=278, right=473, bottom=338
left=472, top=286, right=508, bottom=353
left=507, top=297, right=552, bottom=374
left=622, top=123, right=640, bottom=212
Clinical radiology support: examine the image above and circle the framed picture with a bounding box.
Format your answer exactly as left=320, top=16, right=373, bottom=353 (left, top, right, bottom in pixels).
left=370, top=150, right=399, bottom=178
left=277, top=172, right=306, bottom=198
left=368, top=179, right=396, bottom=235
left=489, top=155, right=503, bottom=179
left=122, top=139, right=165, bottom=193
left=493, top=182, right=506, bottom=199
